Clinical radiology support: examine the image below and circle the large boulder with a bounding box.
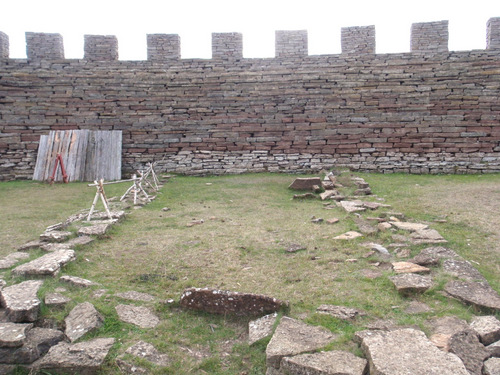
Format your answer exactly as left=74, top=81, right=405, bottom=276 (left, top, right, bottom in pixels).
left=179, top=288, right=288, bottom=316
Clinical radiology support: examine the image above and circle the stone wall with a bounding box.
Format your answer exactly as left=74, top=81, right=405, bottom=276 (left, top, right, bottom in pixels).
left=1, top=18, right=500, bottom=180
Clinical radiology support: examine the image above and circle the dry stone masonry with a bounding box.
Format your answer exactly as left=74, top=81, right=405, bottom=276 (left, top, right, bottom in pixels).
left=1, top=18, right=500, bottom=180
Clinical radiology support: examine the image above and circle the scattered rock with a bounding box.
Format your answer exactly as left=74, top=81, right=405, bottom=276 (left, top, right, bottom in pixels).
left=410, top=246, right=460, bottom=266
left=339, top=200, right=366, bottom=213
left=359, top=268, right=382, bottom=279
left=395, top=248, right=411, bottom=258
left=66, top=235, right=95, bottom=247
left=0, top=322, right=33, bottom=347
left=115, top=304, right=160, bottom=328
left=59, top=275, right=99, bottom=288
left=363, top=242, right=390, bottom=256
left=33, top=337, right=115, bottom=374
left=0, top=252, right=30, bottom=269
left=484, top=357, right=500, bottom=375
left=311, top=217, right=324, bottom=224
left=377, top=222, right=392, bottom=231
left=44, top=293, right=71, bottom=307
left=390, top=221, right=429, bottom=232
left=426, top=316, right=471, bottom=351
left=39, top=230, right=72, bottom=243
left=11, top=250, right=76, bottom=277
left=125, top=340, right=170, bottom=367
left=316, top=305, right=365, bottom=321
left=266, top=317, right=336, bottom=370
left=360, top=328, right=469, bottom=375
left=363, top=202, right=390, bottom=210
left=354, top=217, right=378, bottom=235
left=404, top=301, right=433, bottom=314
left=289, top=177, right=322, bottom=191
left=333, top=231, right=363, bottom=240
left=312, top=185, right=322, bottom=193
left=487, top=340, right=500, bottom=357
left=77, top=223, right=111, bottom=236
left=179, top=287, right=289, bottom=316
left=448, top=329, right=489, bottom=375
left=186, top=219, right=204, bottom=227
left=40, top=243, right=73, bottom=252
left=161, top=207, right=171, bottom=212
left=444, top=280, right=500, bottom=311
left=0, top=327, right=65, bottom=364
left=280, top=350, right=368, bottom=375
left=354, top=187, right=372, bottom=195
left=65, top=302, right=104, bottom=342
left=470, top=315, right=500, bottom=346
left=442, top=259, right=486, bottom=282
left=115, top=291, right=155, bottom=302
left=249, top=313, right=278, bottom=345
left=116, top=359, right=148, bottom=374
left=389, top=273, right=433, bottom=295
left=319, top=190, right=337, bottom=200
left=285, top=244, right=307, bottom=253
left=392, top=261, right=430, bottom=274
left=326, top=218, right=339, bottom=224
left=410, top=229, right=448, bottom=244
left=0, top=280, right=44, bottom=322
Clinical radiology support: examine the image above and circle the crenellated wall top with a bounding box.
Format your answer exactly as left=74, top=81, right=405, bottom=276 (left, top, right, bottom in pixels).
left=0, top=18, right=499, bottom=63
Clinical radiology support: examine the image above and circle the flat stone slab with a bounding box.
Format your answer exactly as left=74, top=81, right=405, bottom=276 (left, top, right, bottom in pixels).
left=0, top=280, right=44, bottom=322
left=249, top=313, right=278, bottom=345
left=410, top=229, right=448, bottom=244
left=18, top=240, right=46, bottom=251
left=65, top=302, right=104, bottom=342
left=360, top=328, right=469, bottom=375
left=316, top=305, right=365, bottom=321
left=88, top=210, right=125, bottom=220
left=445, top=280, right=500, bottom=312
left=59, top=275, right=99, bottom=288
left=333, top=231, right=363, bottom=240
left=115, top=304, right=159, bottom=328
left=285, top=244, right=307, bottom=253
left=0, top=322, right=33, bottom=347
left=410, top=246, right=461, bottom=266
left=40, top=243, right=73, bottom=252
left=179, top=287, right=289, bottom=316
left=77, top=223, right=111, bottom=236
left=442, top=259, right=486, bottom=282
left=125, top=340, right=170, bottom=367
left=470, top=315, right=500, bottom=346
left=115, top=291, right=155, bottom=302
left=0, top=252, right=30, bottom=269
left=39, top=230, right=72, bottom=243
left=280, top=350, right=368, bottom=375
left=0, top=327, right=65, bottom=365
left=389, top=273, right=433, bottom=295
left=11, top=250, right=75, bottom=277
left=392, top=261, right=430, bottom=274
left=34, top=337, right=115, bottom=374
left=44, top=293, right=71, bottom=307
left=339, top=200, right=366, bottom=213
left=390, top=221, right=429, bottom=232
left=289, top=177, right=322, bottom=191
left=484, top=357, right=500, bottom=375
left=449, top=329, right=489, bottom=375
left=266, top=317, right=336, bottom=370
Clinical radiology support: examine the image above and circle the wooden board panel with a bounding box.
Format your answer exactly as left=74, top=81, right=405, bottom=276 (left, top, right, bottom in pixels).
left=33, top=130, right=122, bottom=182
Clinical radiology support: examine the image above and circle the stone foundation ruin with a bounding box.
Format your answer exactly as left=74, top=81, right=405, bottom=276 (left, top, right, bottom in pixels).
left=1, top=18, right=500, bottom=180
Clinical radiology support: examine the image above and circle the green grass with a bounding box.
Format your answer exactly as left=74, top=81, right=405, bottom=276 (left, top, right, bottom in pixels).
left=1, top=172, right=499, bottom=374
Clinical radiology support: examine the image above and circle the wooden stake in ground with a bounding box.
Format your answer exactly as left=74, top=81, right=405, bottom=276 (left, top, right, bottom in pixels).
left=120, top=174, right=151, bottom=205
left=87, top=179, right=112, bottom=221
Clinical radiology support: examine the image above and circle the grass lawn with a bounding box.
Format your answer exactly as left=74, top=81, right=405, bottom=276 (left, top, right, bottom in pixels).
left=1, top=172, right=499, bottom=374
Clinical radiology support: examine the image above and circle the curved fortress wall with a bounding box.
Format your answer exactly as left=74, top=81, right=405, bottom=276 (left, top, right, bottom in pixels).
left=0, top=19, right=500, bottom=180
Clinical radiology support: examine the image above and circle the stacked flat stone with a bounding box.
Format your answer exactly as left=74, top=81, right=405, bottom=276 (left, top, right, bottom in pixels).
left=147, top=34, right=180, bottom=61
left=84, top=35, right=118, bottom=61
left=341, top=25, right=376, bottom=54
left=26, top=32, right=64, bottom=61
left=1, top=19, right=500, bottom=180
left=0, top=31, right=8, bottom=59
left=212, top=32, right=243, bottom=60
left=487, top=17, right=500, bottom=49
left=411, top=20, right=449, bottom=52
left=275, top=30, right=308, bottom=58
